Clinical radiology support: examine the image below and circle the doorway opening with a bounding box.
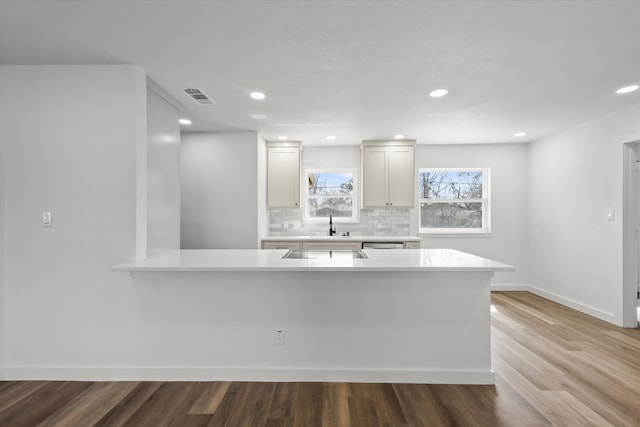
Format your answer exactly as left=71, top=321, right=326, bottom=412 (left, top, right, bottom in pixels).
left=623, top=141, right=640, bottom=327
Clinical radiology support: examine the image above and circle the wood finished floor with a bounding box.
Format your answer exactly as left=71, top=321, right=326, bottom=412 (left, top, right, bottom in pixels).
left=1, top=292, right=638, bottom=426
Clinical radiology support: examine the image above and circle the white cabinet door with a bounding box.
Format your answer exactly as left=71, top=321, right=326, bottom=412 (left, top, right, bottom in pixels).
left=362, top=142, right=415, bottom=208
left=388, top=147, right=414, bottom=207
left=362, top=147, right=388, bottom=208
left=267, top=144, right=300, bottom=208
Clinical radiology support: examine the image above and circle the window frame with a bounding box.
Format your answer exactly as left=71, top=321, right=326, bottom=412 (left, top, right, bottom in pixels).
left=303, top=168, right=358, bottom=223
left=417, top=167, right=491, bottom=235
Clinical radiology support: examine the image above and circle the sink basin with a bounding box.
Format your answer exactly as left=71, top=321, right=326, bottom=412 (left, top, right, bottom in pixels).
left=282, top=250, right=368, bottom=259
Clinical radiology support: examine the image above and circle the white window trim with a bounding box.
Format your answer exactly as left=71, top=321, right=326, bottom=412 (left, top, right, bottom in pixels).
left=304, top=168, right=359, bottom=223
left=418, top=167, right=491, bottom=235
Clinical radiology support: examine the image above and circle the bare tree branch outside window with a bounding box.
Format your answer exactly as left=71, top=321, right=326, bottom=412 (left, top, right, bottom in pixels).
left=306, top=171, right=355, bottom=219
left=418, top=170, right=487, bottom=231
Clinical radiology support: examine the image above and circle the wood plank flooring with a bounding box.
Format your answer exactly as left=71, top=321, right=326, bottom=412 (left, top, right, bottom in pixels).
left=1, top=292, right=638, bottom=426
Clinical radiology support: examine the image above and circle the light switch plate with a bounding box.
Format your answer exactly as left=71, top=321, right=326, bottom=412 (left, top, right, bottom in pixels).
left=607, top=209, right=615, bottom=221
left=274, top=329, right=285, bottom=345
left=42, top=211, right=52, bottom=227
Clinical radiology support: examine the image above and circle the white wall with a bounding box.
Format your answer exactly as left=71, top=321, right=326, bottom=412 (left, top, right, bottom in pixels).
left=181, top=131, right=260, bottom=249
left=0, top=65, right=144, bottom=377
left=416, top=144, right=529, bottom=287
left=145, top=87, right=181, bottom=256
left=528, top=103, right=640, bottom=326
left=303, top=145, right=361, bottom=169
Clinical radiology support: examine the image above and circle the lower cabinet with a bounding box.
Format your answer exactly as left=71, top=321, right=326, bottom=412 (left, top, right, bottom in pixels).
left=262, top=240, right=420, bottom=250
left=302, top=241, right=362, bottom=251
left=262, top=241, right=302, bottom=250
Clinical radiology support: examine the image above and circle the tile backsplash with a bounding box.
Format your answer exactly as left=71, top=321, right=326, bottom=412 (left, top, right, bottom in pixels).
left=268, top=208, right=410, bottom=236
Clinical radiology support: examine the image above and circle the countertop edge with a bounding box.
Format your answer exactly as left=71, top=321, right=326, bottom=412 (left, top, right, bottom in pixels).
left=111, top=249, right=515, bottom=274
left=113, top=266, right=514, bottom=273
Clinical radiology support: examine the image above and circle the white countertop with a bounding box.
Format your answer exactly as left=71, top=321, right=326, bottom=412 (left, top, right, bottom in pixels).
left=112, top=249, right=514, bottom=273
left=261, top=235, right=422, bottom=242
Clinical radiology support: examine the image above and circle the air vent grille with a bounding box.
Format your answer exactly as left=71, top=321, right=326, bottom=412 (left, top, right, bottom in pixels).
left=182, top=87, right=215, bottom=105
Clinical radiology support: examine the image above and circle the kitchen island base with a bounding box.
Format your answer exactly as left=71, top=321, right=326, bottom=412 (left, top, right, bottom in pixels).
left=126, top=270, right=494, bottom=384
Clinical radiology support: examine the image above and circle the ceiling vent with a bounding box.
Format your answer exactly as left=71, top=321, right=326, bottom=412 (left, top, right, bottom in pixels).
left=182, top=88, right=215, bottom=105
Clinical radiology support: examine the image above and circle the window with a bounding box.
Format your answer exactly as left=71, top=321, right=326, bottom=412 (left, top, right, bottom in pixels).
left=418, top=168, right=490, bottom=234
left=305, top=169, right=357, bottom=222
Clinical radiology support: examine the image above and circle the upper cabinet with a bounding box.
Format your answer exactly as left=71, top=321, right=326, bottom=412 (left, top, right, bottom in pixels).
left=267, top=141, right=301, bottom=208
left=362, top=140, right=416, bottom=208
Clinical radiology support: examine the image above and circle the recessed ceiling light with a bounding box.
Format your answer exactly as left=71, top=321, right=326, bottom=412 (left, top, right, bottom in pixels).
left=326, top=135, right=336, bottom=140
left=429, top=89, right=448, bottom=98
left=514, top=132, right=526, bottom=137
left=394, top=134, right=405, bottom=139
left=250, top=91, right=266, bottom=100
left=179, top=118, right=192, bottom=125
left=616, top=85, right=639, bottom=94
left=278, top=135, right=288, bottom=140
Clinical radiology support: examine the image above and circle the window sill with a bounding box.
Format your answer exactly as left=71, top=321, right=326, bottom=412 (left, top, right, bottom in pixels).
left=419, top=231, right=492, bottom=238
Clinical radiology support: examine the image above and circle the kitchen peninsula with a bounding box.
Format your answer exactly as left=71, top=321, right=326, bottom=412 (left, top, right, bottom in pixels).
left=113, top=249, right=513, bottom=384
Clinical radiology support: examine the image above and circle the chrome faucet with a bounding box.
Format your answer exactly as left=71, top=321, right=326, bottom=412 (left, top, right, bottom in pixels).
left=329, top=214, right=336, bottom=236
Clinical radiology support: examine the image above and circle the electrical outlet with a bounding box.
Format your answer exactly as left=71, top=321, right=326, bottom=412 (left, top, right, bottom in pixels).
left=274, top=329, right=285, bottom=345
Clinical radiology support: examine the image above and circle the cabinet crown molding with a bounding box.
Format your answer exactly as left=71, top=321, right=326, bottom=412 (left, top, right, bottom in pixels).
left=361, top=140, right=416, bottom=147
left=267, top=140, right=302, bottom=148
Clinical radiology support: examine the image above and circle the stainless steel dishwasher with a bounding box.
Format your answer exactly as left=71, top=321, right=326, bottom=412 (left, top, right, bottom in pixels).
left=361, top=242, right=405, bottom=249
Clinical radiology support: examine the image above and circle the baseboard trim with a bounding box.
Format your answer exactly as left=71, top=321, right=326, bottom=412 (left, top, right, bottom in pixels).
left=0, top=366, right=495, bottom=385
left=526, top=286, right=619, bottom=325
left=491, top=283, right=527, bottom=291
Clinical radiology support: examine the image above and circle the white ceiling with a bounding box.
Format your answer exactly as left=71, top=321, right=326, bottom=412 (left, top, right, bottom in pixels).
left=1, top=0, right=639, bottom=145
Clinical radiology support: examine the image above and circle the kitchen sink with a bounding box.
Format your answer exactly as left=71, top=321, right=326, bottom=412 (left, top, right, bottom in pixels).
left=282, top=249, right=368, bottom=259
